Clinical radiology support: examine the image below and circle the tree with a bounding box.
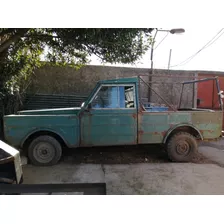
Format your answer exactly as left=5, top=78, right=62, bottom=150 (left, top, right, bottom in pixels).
left=0, top=28, right=153, bottom=113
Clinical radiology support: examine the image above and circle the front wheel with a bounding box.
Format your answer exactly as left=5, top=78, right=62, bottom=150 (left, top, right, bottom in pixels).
left=166, top=132, right=197, bottom=162
left=28, top=135, right=62, bottom=166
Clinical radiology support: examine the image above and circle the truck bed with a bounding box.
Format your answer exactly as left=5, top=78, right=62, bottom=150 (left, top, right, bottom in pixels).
left=138, top=110, right=223, bottom=144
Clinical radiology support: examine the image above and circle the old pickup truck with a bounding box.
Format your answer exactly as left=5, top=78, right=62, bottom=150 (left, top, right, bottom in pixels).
left=2, top=76, right=223, bottom=166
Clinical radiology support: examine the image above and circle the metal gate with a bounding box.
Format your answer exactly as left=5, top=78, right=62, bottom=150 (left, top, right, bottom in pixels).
left=197, top=73, right=224, bottom=129
left=23, top=94, right=88, bottom=110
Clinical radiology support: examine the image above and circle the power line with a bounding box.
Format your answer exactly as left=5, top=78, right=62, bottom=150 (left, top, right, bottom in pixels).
left=172, top=29, right=224, bottom=67
left=171, top=29, right=224, bottom=67
left=170, top=28, right=224, bottom=68
left=154, top=32, right=169, bottom=50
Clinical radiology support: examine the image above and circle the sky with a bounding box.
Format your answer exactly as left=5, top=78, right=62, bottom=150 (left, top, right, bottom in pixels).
left=90, top=28, right=224, bottom=72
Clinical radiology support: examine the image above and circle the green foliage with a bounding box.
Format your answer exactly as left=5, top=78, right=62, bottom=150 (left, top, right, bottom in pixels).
left=0, top=28, right=153, bottom=114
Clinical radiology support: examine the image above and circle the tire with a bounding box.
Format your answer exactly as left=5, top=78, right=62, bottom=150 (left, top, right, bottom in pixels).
left=28, top=135, right=62, bottom=166
left=166, top=132, right=197, bottom=162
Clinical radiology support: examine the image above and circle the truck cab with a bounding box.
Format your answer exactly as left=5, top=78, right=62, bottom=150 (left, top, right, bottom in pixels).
left=3, top=76, right=223, bottom=166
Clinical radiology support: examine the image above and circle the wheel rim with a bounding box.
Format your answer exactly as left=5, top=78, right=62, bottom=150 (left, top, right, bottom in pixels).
left=176, top=140, right=191, bottom=156
left=33, top=142, right=55, bottom=164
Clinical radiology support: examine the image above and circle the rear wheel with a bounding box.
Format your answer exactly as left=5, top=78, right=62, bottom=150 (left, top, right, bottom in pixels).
left=28, top=135, right=62, bottom=166
left=166, top=132, right=197, bottom=162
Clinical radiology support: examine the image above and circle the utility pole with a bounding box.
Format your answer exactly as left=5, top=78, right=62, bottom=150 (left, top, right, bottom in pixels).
left=147, top=28, right=185, bottom=102
left=168, top=49, right=172, bottom=72
left=148, top=29, right=158, bottom=102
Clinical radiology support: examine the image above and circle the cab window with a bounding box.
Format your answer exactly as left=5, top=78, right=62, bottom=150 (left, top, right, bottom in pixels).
left=91, top=85, right=136, bottom=109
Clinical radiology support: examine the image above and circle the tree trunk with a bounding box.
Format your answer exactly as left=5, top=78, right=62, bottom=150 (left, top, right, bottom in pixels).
left=0, top=28, right=29, bottom=53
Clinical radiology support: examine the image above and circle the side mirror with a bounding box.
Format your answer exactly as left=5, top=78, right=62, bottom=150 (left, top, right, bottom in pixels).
left=84, top=103, right=92, bottom=112
left=81, top=102, right=85, bottom=108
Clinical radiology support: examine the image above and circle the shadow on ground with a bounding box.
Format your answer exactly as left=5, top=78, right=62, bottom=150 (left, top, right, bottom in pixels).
left=61, top=144, right=214, bottom=165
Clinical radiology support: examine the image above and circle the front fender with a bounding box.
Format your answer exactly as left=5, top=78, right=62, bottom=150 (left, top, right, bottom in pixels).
left=20, top=128, right=70, bottom=148
left=163, top=123, right=203, bottom=144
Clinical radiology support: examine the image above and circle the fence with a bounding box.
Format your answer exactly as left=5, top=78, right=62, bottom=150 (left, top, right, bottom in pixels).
left=22, top=94, right=88, bottom=110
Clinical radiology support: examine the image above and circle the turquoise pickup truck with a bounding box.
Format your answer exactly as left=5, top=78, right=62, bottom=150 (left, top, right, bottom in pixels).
left=2, top=76, right=223, bottom=166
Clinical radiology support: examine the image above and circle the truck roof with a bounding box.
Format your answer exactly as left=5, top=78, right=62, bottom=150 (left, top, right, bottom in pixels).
left=99, top=77, right=138, bottom=84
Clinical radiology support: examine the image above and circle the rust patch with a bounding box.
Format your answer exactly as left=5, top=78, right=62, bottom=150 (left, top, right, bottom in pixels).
left=200, top=129, right=214, bottom=134
left=138, top=130, right=143, bottom=143
left=153, top=131, right=166, bottom=136
left=153, top=132, right=160, bottom=135
left=138, top=110, right=143, bottom=115
left=162, top=131, right=166, bottom=136
left=138, top=130, right=144, bottom=135
left=203, top=137, right=221, bottom=142
left=132, top=113, right=137, bottom=119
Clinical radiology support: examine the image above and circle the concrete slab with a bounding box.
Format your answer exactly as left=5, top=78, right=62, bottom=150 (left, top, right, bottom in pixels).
left=199, top=145, right=224, bottom=166
left=21, top=156, right=28, bottom=166
left=199, top=138, right=224, bottom=150
left=23, top=164, right=105, bottom=184
left=23, top=163, right=224, bottom=195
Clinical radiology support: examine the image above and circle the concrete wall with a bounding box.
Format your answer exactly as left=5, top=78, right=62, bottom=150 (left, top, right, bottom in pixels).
left=29, top=65, right=149, bottom=95
left=149, top=70, right=196, bottom=108
left=28, top=65, right=224, bottom=108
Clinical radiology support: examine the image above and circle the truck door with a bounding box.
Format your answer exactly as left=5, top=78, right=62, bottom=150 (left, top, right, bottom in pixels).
left=80, top=84, right=137, bottom=146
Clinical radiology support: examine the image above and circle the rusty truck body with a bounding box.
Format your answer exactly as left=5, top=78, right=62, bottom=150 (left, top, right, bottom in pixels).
left=2, top=76, right=223, bottom=166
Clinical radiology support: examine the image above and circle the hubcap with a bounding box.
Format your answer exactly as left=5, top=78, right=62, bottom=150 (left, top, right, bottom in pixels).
left=176, top=140, right=190, bottom=155
left=33, top=142, right=55, bottom=164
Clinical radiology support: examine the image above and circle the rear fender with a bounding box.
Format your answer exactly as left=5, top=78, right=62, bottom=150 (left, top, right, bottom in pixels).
left=163, top=124, right=203, bottom=144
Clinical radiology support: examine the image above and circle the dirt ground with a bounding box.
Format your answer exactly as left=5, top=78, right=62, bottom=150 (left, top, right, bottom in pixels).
left=61, top=144, right=215, bottom=165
